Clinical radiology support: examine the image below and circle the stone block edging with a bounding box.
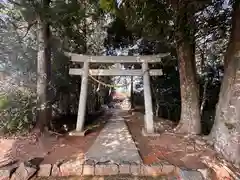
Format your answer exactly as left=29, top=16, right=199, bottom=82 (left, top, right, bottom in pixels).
left=35, top=161, right=181, bottom=177
left=1, top=159, right=209, bottom=179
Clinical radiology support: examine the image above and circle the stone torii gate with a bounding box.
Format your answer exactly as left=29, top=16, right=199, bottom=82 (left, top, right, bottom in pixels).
left=68, top=53, right=168, bottom=135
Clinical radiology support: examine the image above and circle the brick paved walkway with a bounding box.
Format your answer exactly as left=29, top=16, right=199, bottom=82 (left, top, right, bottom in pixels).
left=85, top=109, right=142, bottom=164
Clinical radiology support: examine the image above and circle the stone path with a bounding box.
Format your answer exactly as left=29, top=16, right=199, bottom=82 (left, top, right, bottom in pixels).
left=84, top=108, right=208, bottom=179
left=85, top=109, right=142, bottom=164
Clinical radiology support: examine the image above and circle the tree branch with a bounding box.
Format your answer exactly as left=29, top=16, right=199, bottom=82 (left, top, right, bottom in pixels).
left=22, top=20, right=37, bottom=39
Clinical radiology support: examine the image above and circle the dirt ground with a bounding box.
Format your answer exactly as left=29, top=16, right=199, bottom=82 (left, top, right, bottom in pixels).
left=1, top=107, right=239, bottom=180
left=124, top=108, right=240, bottom=179
left=1, top=106, right=212, bottom=170
left=125, top=108, right=217, bottom=169
left=0, top=114, right=109, bottom=167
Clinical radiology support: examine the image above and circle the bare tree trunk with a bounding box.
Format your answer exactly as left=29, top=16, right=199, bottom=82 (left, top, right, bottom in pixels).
left=176, top=42, right=201, bottom=134
left=200, top=79, right=208, bottom=115
left=94, top=76, right=101, bottom=111
left=35, top=0, right=52, bottom=132
left=151, top=77, right=160, bottom=117
left=152, top=88, right=158, bottom=116
left=174, top=1, right=201, bottom=134
left=210, top=0, right=240, bottom=165
left=130, top=76, right=134, bottom=109
left=199, top=44, right=206, bottom=74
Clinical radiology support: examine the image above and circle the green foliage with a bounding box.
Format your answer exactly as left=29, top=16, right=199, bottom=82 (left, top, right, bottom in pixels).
left=99, top=0, right=116, bottom=13
left=0, top=95, right=9, bottom=110
left=0, top=90, right=36, bottom=134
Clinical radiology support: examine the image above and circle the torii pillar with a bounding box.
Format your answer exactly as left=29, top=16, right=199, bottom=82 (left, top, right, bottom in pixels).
left=69, top=60, right=89, bottom=136
left=142, top=61, right=154, bottom=134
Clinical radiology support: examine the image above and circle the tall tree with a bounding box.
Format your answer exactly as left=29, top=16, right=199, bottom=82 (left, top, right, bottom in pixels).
left=1, top=0, right=53, bottom=133
left=210, top=0, right=240, bottom=165
left=35, top=0, right=52, bottom=132
left=171, top=0, right=201, bottom=134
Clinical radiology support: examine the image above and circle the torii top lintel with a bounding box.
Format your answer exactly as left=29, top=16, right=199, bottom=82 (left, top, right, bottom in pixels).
left=65, top=52, right=170, bottom=63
